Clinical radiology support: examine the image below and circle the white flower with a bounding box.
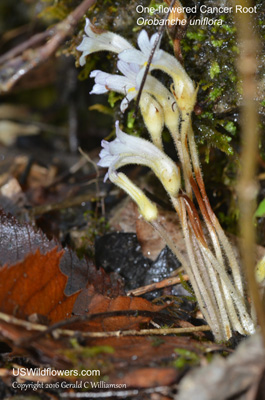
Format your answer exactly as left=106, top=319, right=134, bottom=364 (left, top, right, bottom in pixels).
left=77, top=18, right=133, bottom=66
left=98, top=121, right=181, bottom=197
left=119, top=30, right=196, bottom=111
left=90, top=61, right=179, bottom=137
left=90, top=62, right=140, bottom=112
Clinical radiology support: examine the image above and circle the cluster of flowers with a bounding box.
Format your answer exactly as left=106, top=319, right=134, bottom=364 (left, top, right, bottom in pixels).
left=77, top=18, right=255, bottom=342
left=77, top=19, right=195, bottom=221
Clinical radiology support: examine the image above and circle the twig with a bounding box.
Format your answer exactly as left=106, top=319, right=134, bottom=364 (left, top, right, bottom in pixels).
left=0, top=30, right=52, bottom=65
left=53, top=325, right=211, bottom=338
left=29, top=191, right=103, bottom=216
left=127, top=274, right=189, bottom=297
left=0, top=311, right=210, bottom=341
left=45, top=157, right=88, bottom=189
left=0, top=0, right=97, bottom=93
left=0, top=311, right=46, bottom=332
left=78, top=146, right=102, bottom=215
left=234, top=0, right=265, bottom=344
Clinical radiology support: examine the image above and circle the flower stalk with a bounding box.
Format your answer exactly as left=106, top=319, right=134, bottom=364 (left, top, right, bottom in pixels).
left=77, top=19, right=256, bottom=341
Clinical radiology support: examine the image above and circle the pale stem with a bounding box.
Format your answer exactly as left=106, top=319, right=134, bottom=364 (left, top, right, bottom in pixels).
left=200, top=247, right=232, bottom=340
left=187, top=125, right=244, bottom=295
left=150, top=219, right=211, bottom=330
left=170, top=102, right=252, bottom=338
left=202, top=245, right=255, bottom=334
left=172, top=196, right=223, bottom=340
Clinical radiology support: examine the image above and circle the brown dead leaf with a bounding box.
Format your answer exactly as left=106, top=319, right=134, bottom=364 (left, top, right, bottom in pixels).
left=0, top=210, right=124, bottom=297
left=0, top=319, right=71, bottom=368
left=110, top=199, right=186, bottom=260
left=177, top=333, right=265, bottom=400
left=0, top=248, right=79, bottom=323
left=0, top=212, right=124, bottom=324
left=87, top=336, right=208, bottom=365
left=72, top=286, right=167, bottom=331
left=110, top=200, right=265, bottom=264
left=113, top=367, right=178, bottom=388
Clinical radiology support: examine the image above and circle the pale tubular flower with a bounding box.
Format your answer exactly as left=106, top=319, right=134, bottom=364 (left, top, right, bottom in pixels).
left=90, top=65, right=164, bottom=148
left=77, top=18, right=133, bottom=66
left=98, top=121, right=181, bottom=197
left=90, top=61, right=179, bottom=144
left=119, top=30, right=196, bottom=112
left=109, top=170, right=158, bottom=222
left=90, top=62, right=140, bottom=113
left=139, top=93, right=164, bottom=149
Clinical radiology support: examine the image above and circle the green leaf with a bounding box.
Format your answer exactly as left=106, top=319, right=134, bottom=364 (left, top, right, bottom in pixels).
left=254, top=199, right=265, bottom=218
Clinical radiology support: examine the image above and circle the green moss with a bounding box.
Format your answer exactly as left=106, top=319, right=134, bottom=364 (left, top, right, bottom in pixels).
left=173, top=348, right=200, bottom=369
left=209, top=61, right=220, bottom=79
left=224, top=121, right=237, bottom=136
left=222, top=24, right=236, bottom=34
left=78, top=57, right=98, bottom=81
left=209, top=87, right=223, bottom=101
left=196, top=123, right=233, bottom=157
left=186, top=30, right=206, bottom=42
left=151, top=337, right=165, bottom=347
left=211, top=39, right=224, bottom=47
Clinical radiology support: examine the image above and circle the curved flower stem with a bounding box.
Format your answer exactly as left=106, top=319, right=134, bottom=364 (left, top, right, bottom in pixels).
left=171, top=196, right=223, bottom=340
left=201, top=245, right=255, bottom=334
left=169, top=106, right=255, bottom=338
left=188, top=126, right=244, bottom=296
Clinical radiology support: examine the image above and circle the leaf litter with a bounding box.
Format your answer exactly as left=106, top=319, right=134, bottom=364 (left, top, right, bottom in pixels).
left=0, top=211, right=219, bottom=398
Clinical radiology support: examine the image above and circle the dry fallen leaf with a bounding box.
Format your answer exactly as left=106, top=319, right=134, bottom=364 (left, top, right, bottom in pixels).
left=72, top=286, right=167, bottom=331
left=0, top=211, right=168, bottom=332
left=0, top=248, right=78, bottom=323
left=177, top=333, right=265, bottom=400
left=113, top=367, right=178, bottom=388
left=0, top=210, right=124, bottom=297
left=110, top=199, right=186, bottom=260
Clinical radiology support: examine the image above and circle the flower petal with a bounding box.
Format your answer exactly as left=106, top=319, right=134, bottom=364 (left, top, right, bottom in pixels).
left=105, top=75, right=133, bottom=94
left=77, top=18, right=133, bottom=65
left=90, top=83, right=108, bottom=95
left=117, top=60, right=139, bottom=81
left=119, top=48, right=146, bottom=65
left=137, top=30, right=151, bottom=55
left=120, top=90, right=137, bottom=112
